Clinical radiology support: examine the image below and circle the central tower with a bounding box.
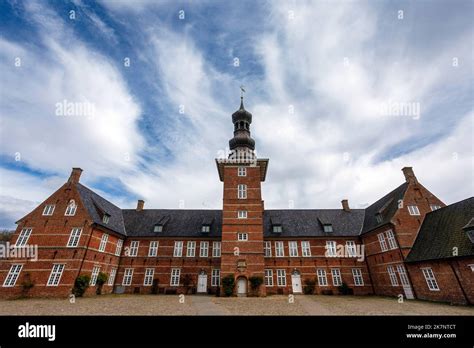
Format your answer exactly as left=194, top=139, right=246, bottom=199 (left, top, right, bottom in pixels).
left=216, top=96, right=269, bottom=296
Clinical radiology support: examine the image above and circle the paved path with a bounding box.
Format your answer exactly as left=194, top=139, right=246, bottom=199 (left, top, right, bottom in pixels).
left=191, top=295, right=230, bottom=315
left=295, top=295, right=334, bottom=315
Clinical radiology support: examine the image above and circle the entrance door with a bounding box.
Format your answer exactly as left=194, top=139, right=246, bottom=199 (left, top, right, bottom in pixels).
left=237, top=278, right=247, bottom=296
left=396, top=265, right=414, bottom=300
left=197, top=273, right=207, bottom=293
left=291, top=272, right=302, bottom=293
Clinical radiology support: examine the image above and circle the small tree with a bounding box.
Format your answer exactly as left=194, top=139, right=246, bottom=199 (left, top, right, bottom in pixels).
left=222, top=274, right=235, bottom=297
left=303, top=278, right=316, bottom=295
left=249, top=276, right=263, bottom=296
left=73, top=275, right=90, bottom=297
left=95, top=272, right=108, bottom=295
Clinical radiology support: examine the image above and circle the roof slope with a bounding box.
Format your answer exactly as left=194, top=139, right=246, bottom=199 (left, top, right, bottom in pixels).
left=76, top=183, right=127, bottom=236
left=264, top=209, right=365, bottom=237
left=361, top=182, right=408, bottom=234
left=406, top=197, right=474, bottom=263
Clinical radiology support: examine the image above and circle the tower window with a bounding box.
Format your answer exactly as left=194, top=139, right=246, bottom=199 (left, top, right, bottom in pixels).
left=237, top=184, right=247, bottom=199
left=238, top=167, right=247, bottom=176
left=238, top=210, right=248, bottom=219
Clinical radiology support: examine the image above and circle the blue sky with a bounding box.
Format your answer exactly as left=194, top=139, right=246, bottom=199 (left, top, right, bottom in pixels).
left=0, top=0, right=472, bottom=229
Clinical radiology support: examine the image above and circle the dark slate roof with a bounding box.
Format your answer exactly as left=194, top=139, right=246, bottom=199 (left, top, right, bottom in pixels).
left=121, top=209, right=222, bottom=237
left=263, top=209, right=365, bottom=237
left=406, top=197, right=474, bottom=263
left=76, top=183, right=127, bottom=236
left=361, top=182, right=408, bottom=234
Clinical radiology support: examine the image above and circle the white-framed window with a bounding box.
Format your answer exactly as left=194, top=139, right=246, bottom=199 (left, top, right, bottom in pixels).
left=301, top=241, right=311, bottom=257
left=387, top=266, right=399, bottom=286
left=430, top=204, right=441, bottom=211
left=148, top=241, right=158, bottom=257
left=275, top=241, right=284, bottom=257
left=187, top=241, right=196, bottom=257
left=3, top=264, right=23, bottom=287
left=378, top=233, right=388, bottom=252
left=115, top=239, right=123, bottom=256
left=237, top=233, right=248, bottom=241
left=47, top=264, right=65, bottom=286
left=396, top=264, right=410, bottom=286
left=264, top=241, right=272, bottom=257
left=346, top=241, right=356, bottom=257
left=264, top=269, right=274, bottom=286
left=200, top=241, right=209, bottom=257
left=323, top=224, right=333, bottom=233
left=325, top=241, right=337, bottom=257
left=98, top=234, right=108, bottom=252
left=212, top=241, right=221, bottom=257
left=317, top=269, right=328, bottom=286
left=375, top=214, right=383, bottom=223
left=143, top=268, right=154, bottom=286
left=237, top=184, right=247, bottom=199
left=238, top=167, right=247, bottom=177
left=174, top=241, right=183, bottom=257
left=170, top=268, right=181, bottom=286
left=90, top=266, right=101, bottom=286
left=211, top=269, right=220, bottom=286
left=407, top=205, right=420, bottom=216
left=352, top=268, right=364, bottom=286
left=108, top=268, right=117, bottom=286
left=272, top=225, right=283, bottom=233
left=42, top=204, right=55, bottom=216
left=237, top=210, right=248, bottom=219
left=102, top=214, right=110, bottom=224
left=421, top=268, right=439, bottom=291
left=122, top=268, right=133, bottom=286
left=129, top=241, right=139, bottom=257
left=289, top=241, right=298, bottom=257
left=67, top=227, right=82, bottom=247
left=386, top=230, right=397, bottom=249
left=276, top=269, right=286, bottom=286
left=64, top=200, right=77, bottom=216
left=154, top=224, right=163, bottom=233
left=201, top=225, right=210, bottom=233
left=331, top=268, right=342, bottom=286
left=16, top=228, right=32, bottom=247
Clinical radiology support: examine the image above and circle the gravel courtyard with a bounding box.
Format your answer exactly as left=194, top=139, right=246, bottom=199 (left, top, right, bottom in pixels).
left=0, top=295, right=473, bottom=316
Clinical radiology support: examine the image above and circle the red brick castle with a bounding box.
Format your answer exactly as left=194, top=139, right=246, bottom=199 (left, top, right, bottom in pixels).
left=1, top=98, right=473, bottom=305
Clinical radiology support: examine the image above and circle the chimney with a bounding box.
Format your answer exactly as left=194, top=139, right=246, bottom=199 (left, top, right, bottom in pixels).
left=136, top=200, right=145, bottom=211
left=402, top=167, right=417, bottom=184
left=68, top=168, right=83, bottom=184
left=341, top=199, right=350, bottom=212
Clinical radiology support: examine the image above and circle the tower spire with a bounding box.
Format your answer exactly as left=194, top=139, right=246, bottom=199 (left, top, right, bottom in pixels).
left=229, top=88, right=255, bottom=153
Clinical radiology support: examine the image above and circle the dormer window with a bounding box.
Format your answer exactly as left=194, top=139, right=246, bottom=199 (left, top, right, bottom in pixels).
left=375, top=213, right=383, bottom=223
left=463, top=218, right=474, bottom=244
left=154, top=224, right=163, bottom=233
left=323, top=224, right=333, bottom=233
left=202, top=225, right=210, bottom=233
left=102, top=214, right=110, bottom=224
left=272, top=225, right=283, bottom=233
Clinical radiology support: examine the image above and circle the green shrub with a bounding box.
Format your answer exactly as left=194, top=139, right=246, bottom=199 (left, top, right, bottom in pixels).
left=222, top=274, right=235, bottom=297
left=73, top=274, right=90, bottom=297
left=303, top=278, right=316, bottom=294
left=338, top=282, right=352, bottom=295
left=249, top=276, right=263, bottom=290
left=95, top=272, right=108, bottom=295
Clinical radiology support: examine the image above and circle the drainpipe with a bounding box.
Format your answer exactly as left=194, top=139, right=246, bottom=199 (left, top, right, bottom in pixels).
left=449, top=260, right=470, bottom=305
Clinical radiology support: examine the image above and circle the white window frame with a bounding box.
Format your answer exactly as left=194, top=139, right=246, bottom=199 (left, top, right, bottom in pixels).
left=200, top=241, right=209, bottom=257
left=186, top=241, right=196, bottom=257
left=174, top=241, right=183, bottom=257
left=352, top=268, right=364, bottom=286
left=387, top=265, right=399, bottom=286
left=264, top=241, right=272, bottom=257
left=346, top=241, right=356, bottom=257
left=237, top=233, right=248, bottom=241
left=430, top=204, right=441, bottom=211
left=289, top=241, right=298, bottom=257
left=42, top=204, right=55, bottom=216
left=386, top=230, right=397, bottom=250
left=98, top=233, right=109, bottom=252
left=102, top=214, right=110, bottom=224
left=264, top=269, right=274, bottom=287
left=237, top=184, right=247, bottom=199
left=238, top=167, right=247, bottom=177
left=170, top=268, right=181, bottom=286
left=276, top=269, right=286, bottom=287
left=317, top=269, right=328, bottom=286
left=212, top=241, right=221, bottom=257
left=108, top=268, right=117, bottom=286
left=67, top=227, right=82, bottom=247
left=275, top=241, right=284, bottom=257
left=396, top=264, right=410, bottom=286
left=325, top=241, right=337, bottom=257
left=64, top=200, right=77, bottom=216
left=90, top=266, right=101, bottom=286
left=122, top=268, right=134, bottom=286
left=331, top=268, right=342, bottom=286
left=301, top=241, right=311, bottom=257
left=148, top=241, right=158, bottom=257
left=378, top=233, right=388, bottom=252
left=408, top=205, right=420, bottom=216
left=211, top=269, right=220, bottom=286
left=47, top=264, right=65, bottom=287
left=115, top=239, right=123, bottom=256
left=129, top=240, right=139, bottom=257
left=16, top=228, right=32, bottom=247
left=237, top=210, right=248, bottom=219
left=3, top=264, right=23, bottom=287
left=421, top=268, right=439, bottom=291
left=143, top=268, right=154, bottom=286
